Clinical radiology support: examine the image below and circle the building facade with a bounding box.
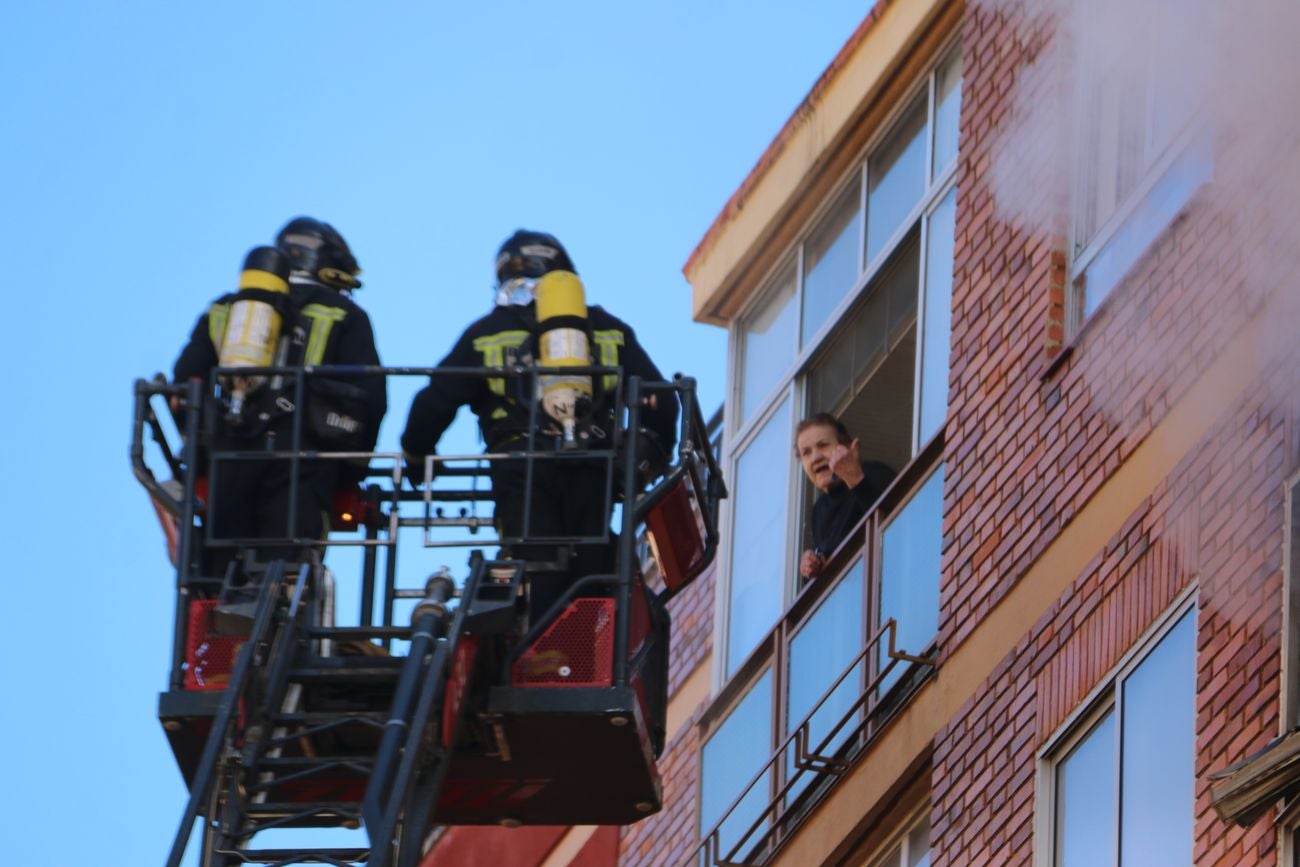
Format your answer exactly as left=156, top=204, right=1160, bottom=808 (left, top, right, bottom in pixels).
left=423, top=0, right=1300, bottom=864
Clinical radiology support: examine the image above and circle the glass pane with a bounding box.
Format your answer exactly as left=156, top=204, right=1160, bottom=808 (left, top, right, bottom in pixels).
left=741, top=262, right=798, bottom=425
left=1120, top=611, right=1194, bottom=867
left=701, top=670, right=774, bottom=863
left=1082, top=135, right=1212, bottom=317
left=802, top=180, right=864, bottom=346
left=878, top=464, right=944, bottom=692
left=785, top=561, right=865, bottom=804
left=728, top=396, right=792, bottom=675
left=918, top=186, right=957, bottom=445
left=932, top=49, right=962, bottom=179
left=1293, top=481, right=1300, bottom=729
left=807, top=238, right=919, bottom=473
left=907, top=812, right=931, bottom=867
left=1056, top=711, right=1117, bottom=867
left=1075, top=63, right=1147, bottom=252
left=868, top=96, right=928, bottom=266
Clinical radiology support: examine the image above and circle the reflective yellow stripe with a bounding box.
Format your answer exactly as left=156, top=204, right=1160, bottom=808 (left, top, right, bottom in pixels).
left=207, top=303, right=230, bottom=348
left=472, top=330, right=530, bottom=395
left=300, top=303, right=348, bottom=365
left=592, top=329, right=625, bottom=391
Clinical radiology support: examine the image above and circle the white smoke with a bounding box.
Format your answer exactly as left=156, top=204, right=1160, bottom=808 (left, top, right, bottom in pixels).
left=975, top=0, right=1300, bottom=431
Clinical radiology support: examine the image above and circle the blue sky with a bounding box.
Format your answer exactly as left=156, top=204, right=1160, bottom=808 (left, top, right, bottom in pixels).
left=0, top=3, right=871, bottom=862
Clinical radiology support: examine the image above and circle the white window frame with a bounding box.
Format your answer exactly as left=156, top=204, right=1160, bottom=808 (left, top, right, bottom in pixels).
left=1034, top=585, right=1198, bottom=867
left=856, top=802, right=931, bottom=867
left=1280, top=472, right=1300, bottom=728
left=715, top=37, right=962, bottom=687
left=1278, top=801, right=1300, bottom=867
left=1065, top=7, right=1204, bottom=334
left=713, top=387, right=800, bottom=680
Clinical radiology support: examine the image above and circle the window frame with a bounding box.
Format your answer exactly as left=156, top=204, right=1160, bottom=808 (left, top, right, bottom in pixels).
left=1065, top=7, right=1207, bottom=335
left=717, top=391, right=798, bottom=679
left=858, top=802, right=932, bottom=867
left=716, top=37, right=962, bottom=685
left=1281, top=472, right=1300, bottom=728
left=1034, top=588, right=1198, bottom=867
left=698, top=660, right=780, bottom=866
left=696, top=447, right=946, bottom=866
left=1277, top=800, right=1300, bottom=867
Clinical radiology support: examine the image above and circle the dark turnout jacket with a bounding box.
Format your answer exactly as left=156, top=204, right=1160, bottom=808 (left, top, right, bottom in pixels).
left=174, top=280, right=387, bottom=453
left=402, top=302, right=677, bottom=458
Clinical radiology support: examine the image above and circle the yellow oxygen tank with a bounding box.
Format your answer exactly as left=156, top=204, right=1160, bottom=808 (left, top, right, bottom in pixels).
left=219, top=246, right=291, bottom=420
left=534, top=270, right=593, bottom=445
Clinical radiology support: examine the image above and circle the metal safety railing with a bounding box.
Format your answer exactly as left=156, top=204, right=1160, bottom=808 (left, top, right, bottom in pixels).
left=135, top=362, right=726, bottom=867
left=132, top=362, right=724, bottom=682
left=690, top=619, right=936, bottom=867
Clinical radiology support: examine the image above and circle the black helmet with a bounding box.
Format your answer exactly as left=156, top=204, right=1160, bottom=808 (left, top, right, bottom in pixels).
left=494, top=230, right=574, bottom=306
left=275, top=216, right=362, bottom=291
left=495, top=230, right=575, bottom=283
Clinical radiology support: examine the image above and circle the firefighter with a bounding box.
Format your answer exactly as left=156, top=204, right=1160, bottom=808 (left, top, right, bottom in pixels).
left=174, top=217, right=387, bottom=572
left=401, top=229, right=677, bottom=618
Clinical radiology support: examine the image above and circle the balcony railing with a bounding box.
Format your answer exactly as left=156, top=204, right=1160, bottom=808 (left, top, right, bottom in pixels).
left=694, top=434, right=945, bottom=866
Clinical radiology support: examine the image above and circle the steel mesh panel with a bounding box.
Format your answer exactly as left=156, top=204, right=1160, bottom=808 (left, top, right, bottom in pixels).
left=184, top=600, right=243, bottom=690
left=512, top=598, right=615, bottom=686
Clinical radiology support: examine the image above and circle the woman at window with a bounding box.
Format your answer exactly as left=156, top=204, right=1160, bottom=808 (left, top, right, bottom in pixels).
left=795, top=412, right=895, bottom=580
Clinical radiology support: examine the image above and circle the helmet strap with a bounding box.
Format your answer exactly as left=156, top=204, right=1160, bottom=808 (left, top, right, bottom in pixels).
left=318, top=267, right=362, bottom=291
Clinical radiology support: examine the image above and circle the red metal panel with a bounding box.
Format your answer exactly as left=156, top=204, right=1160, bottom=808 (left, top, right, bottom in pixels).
left=644, top=476, right=707, bottom=593
left=571, top=825, right=620, bottom=867
left=512, top=599, right=615, bottom=687
left=183, top=599, right=243, bottom=691
left=442, top=635, right=480, bottom=748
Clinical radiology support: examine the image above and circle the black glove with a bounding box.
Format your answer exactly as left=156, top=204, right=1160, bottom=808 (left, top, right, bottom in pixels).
left=617, top=427, right=670, bottom=493
left=404, top=452, right=435, bottom=489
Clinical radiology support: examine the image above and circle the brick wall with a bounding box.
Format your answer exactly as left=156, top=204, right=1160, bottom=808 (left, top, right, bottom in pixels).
left=932, top=357, right=1295, bottom=865
left=665, top=561, right=716, bottom=695
left=942, top=0, right=1267, bottom=664
left=620, top=706, right=707, bottom=867
left=619, top=562, right=716, bottom=866
left=930, top=0, right=1300, bottom=863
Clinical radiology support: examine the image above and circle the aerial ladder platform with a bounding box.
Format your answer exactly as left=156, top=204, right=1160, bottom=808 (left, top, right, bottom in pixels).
left=131, top=363, right=724, bottom=867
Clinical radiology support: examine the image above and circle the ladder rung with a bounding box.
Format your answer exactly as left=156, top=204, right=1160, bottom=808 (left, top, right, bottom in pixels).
left=270, top=711, right=388, bottom=724
left=241, top=801, right=364, bottom=817
left=256, top=755, right=374, bottom=769
left=216, top=846, right=368, bottom=864
left=303, top=626, right=411, bottom=639
left=287, top=666, right=402, bottom=683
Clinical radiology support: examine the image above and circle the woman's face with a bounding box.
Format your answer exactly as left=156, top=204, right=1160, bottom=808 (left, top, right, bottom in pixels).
left=796, top=423, right=842, bottom=493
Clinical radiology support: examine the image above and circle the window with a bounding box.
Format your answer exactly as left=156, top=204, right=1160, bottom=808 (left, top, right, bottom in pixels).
left=803, top=181, right=864, bottom=346
left=877, top=464, right=944, bottom=693
left=1069, top=3, right=1209, bottom=327
left=726, top=395, right=794, bottom=676
left=866, top=809, right=931, bottom=867
left=699, top=460, right=944, bottom=865
left=918, top=186, right=956, bottom=446
left=739, top=262, right=798, bottom=426
left=868, top=95, right=927, bottom=268
left=785, top=560, right=865, bottom=804
left=701, top=669, right=774, bottom=864
left=1286, top=477, right=1300, bottom=725
left=806, top=235, right=918, bottom=473
left=721, top=42, right=962, bottom=678
left=1047, top=605, right=1195, bottom=867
